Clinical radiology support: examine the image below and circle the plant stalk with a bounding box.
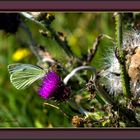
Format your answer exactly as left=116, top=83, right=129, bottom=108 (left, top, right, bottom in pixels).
left=115, top=13, right=131, bottom=98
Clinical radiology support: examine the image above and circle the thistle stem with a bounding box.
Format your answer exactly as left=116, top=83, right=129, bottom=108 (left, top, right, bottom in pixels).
left=115, top=13, right=131, bottom=98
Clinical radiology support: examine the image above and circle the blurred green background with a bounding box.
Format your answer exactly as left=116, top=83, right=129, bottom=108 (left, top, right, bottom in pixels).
left=0, top=12, right=115, bottom=127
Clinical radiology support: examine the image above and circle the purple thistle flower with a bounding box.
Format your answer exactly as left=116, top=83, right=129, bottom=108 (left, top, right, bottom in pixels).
left=38, top=71, right=71, bottom=101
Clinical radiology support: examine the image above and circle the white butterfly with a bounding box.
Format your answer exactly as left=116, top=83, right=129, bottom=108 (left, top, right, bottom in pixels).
left=7, top=63, right=47, bottom=90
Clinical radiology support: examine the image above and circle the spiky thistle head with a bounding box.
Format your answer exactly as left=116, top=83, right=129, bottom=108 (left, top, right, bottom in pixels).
left=38, top=71, right=71, bottom=101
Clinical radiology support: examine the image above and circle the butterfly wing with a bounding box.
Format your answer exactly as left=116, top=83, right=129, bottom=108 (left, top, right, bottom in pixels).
left=8, top=63, right=47, bottom=90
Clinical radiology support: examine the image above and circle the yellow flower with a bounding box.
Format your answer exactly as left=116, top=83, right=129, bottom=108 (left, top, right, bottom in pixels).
left=12, top=48, right=30, bottom=61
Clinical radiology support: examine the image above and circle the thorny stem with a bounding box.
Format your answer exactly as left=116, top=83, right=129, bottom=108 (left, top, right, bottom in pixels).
left=115, top=13, right=131, bottom=98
